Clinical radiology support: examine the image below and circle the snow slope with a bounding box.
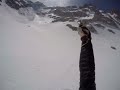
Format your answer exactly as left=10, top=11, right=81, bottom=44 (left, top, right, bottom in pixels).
left=0, top=4, right=120, bottom=90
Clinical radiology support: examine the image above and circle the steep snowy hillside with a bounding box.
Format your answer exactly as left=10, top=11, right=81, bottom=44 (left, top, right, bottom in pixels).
left=0, top=0, right=45, bottom=10
left=0, top=1, right=120, bottom=90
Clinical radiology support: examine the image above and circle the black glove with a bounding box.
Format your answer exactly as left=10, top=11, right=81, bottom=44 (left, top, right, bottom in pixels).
left=78, top=23, right=91, bottom=41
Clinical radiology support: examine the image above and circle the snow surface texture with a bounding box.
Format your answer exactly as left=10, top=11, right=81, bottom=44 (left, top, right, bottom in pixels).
left=0, top=3, right=120, bottom=90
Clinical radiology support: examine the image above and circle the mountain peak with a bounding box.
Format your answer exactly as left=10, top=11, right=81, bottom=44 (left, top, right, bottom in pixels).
left=3, top=0, right=45, bottom=10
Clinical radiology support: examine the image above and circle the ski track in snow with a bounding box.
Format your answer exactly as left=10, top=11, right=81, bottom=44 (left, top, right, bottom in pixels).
left=0, top=4, right=120, bottom=90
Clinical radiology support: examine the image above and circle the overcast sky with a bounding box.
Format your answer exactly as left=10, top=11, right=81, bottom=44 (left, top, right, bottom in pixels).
left=93, top=0, right=120, bottom=10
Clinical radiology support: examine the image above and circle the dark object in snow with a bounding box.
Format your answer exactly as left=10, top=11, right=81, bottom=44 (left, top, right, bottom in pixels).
left=108, top=29, right=116, bottom=34
left=79, top=27, right=96, bottom=90
left=111, top=46, right=116, bottom=50
left=0, top=0, right=1, bottom=5
left=66, top=24, right=77, bottom=31
left=52, top=17, right=74, bottom=23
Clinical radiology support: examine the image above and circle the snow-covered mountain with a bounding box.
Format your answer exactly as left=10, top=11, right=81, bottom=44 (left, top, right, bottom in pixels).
left=5, top=0, right=31, bottom=9
left=0, top=1, right=120, bottom=90
left=1, top=0, right=120, bottom=31
left=43, top=4, right=120, bottom=31
left=0, top=0, right=45, bottom=10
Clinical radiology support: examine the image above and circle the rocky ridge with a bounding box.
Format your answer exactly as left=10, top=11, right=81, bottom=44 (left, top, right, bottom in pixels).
left=0, top=0, right=120, bottom=33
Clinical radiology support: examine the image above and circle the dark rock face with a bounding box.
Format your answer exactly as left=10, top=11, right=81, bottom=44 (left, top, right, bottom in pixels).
left=52, top=8, right=87, bottom=18
left=116, top=16, right=120, bottom=22
left=0, top=0, right=2, bottom=5
left=46, top=4, right=120, bottom=30
left=107, top=15, right=120, bottom=27
left=46, top=4, right=120, bottom=33
left=87, top=24, right=98, bottom=34
left=5, top=0, right=30, bottom=10
left=111, top=9, right=120, bottom=17
left=52, top=17, right=75, bottom=23
left=80, top=4, right=97, bottom=12
left=80, top=12, right=119, bottom=29
left=50, top=6, right=88, bottom=23
left=5, top=0, right=46, bottom=10
left=108, top=29, right=116, bottom=34
left=86, top=11, right=119, bottom=29
left=30, top=1, right=46, bottom=11
left=4, top=0, right=120, bottom=32
left=94, top=23, right=105, bottom=29
left=51, top=8, right=87, bottom=23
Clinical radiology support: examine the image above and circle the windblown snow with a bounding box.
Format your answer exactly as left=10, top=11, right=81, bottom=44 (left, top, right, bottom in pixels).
left=0, top=3, right=120, bottom=90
